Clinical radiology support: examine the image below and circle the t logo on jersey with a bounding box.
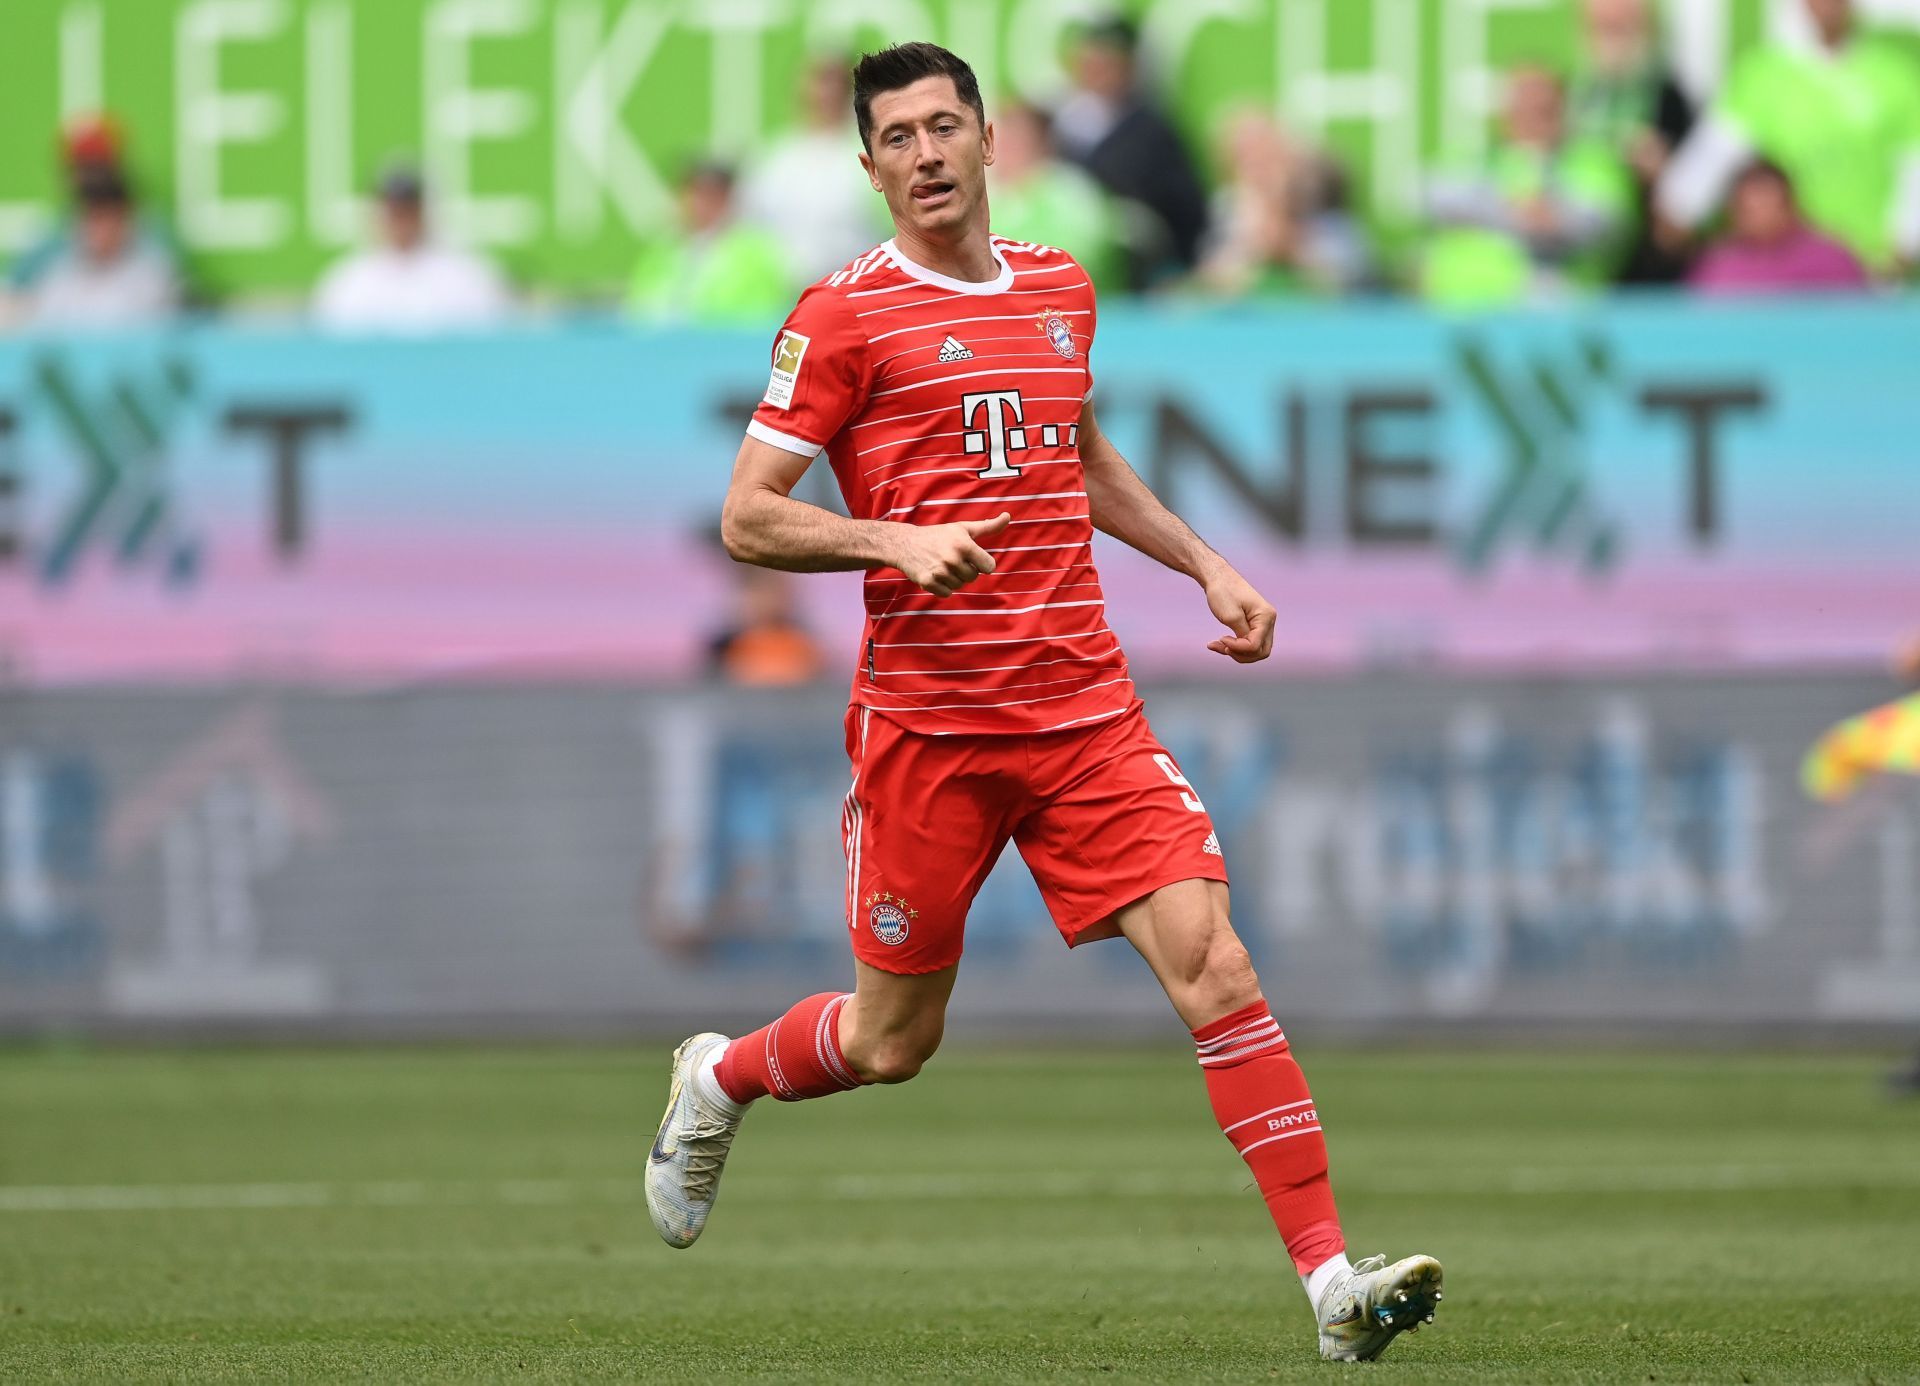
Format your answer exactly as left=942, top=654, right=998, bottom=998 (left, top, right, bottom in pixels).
left=961, top=390, right=1026, bottom=479
left=961, top=390, right=1080, bottom=480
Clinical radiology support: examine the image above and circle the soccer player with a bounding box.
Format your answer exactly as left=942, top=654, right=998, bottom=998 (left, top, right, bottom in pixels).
left=645, top=43, right=1442, bottom=1362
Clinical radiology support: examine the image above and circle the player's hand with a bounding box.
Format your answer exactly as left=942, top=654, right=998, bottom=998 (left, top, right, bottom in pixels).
left=1203, top=571, right=1276, bottom=664
left=891, top=513, right=1010, bottom=597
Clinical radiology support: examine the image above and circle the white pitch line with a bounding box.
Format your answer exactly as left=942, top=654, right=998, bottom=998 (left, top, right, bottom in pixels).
left=3, top=1165, right=1919, bottom=1214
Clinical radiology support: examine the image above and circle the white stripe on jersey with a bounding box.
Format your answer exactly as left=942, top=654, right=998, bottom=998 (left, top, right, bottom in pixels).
left=854, top=398, right=1084, bottom=448
left=856, top=282, right=1093, bottom=318
left=1031, top=706, right=1134, bottom=734
left=864, top=562, right=1086, bottom=587
left=874, top=649, right=1117, bottom=678
left=882, top=578, right=1102, bottom=607
left=872, top=598, right=1104, bottom=621
left=861, top=675, right=1132, bottom=714
left=875, top=629, right=1111, bottom=649
left=826, top=247, right=887, bottom=286
left=871, top=667, right=1123, bottom=699
left=868, top=309, right=1088, bottom=345
left=868, top=367, right=1085, bottom=400
left=874, top=346, right=1078, bottom=374
left=881, top=490, right=1085, bottom=517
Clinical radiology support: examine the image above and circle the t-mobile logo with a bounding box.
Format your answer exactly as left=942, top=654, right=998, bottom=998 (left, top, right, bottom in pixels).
left=959, top=392, right=1081, bottom=480
left=961, top=390, right=1027, bottom=479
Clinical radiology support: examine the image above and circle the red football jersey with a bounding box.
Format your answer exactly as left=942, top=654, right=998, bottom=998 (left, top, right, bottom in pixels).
left=746, top=235, right=1136, bottom=737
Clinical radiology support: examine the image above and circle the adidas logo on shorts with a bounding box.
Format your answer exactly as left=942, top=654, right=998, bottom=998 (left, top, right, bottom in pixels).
left=1201, top=831, right=1222, bottom=857
left=937, top=335, right=974, bottom=362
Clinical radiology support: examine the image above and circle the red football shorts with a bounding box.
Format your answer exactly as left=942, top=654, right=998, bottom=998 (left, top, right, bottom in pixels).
left=840, top=700, right=1230, bottom=975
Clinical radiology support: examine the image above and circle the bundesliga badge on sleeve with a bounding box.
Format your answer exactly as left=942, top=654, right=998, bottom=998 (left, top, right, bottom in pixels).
left=1036, top=308, right=1076, bottom=359
left=763, top=329, right=810, bottom=409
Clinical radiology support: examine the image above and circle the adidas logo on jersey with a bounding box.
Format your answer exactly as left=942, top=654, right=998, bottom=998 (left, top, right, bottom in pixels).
left=937, top=335, right=974, bottom=362
left=1201, top=831, right=1222, bottom=857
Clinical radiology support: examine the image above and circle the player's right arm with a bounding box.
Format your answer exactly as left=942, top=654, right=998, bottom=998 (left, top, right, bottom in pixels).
left=719, top=437, right=1009, bottom=596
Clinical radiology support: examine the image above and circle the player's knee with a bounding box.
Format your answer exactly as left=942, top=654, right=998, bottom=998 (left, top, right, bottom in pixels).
left=1185, top=931, right=1260, bottom=1016
left=851, top=1028, right=941, bottom=1085
left=856, top=1040, right=933, bottom=1085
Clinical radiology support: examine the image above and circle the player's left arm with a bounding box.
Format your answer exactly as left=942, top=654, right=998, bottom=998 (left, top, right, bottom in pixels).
left=1078, top=400, right=1276, bottom=664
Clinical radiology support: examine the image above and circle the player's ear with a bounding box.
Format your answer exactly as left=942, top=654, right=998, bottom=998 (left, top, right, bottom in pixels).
left=858, top=150, right=882, bottom=193
left=981, top=118, right=995, bottom=167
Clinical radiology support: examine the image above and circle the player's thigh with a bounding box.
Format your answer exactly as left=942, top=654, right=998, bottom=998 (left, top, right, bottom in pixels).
left=1012, top=707, right=1230, bottom=951
left=843, top=707, right=1018, bottom=976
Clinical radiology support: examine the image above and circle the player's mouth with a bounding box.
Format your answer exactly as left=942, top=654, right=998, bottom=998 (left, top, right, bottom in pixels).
left=911, top=179, right=956, bottom=208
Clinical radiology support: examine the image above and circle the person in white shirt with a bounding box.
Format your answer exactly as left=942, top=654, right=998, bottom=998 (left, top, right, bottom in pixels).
left=312, top=167, right=512, bottom=333
left=19, top=164, right=181, bottom=330
left=739, top=55, right=879, bottom=285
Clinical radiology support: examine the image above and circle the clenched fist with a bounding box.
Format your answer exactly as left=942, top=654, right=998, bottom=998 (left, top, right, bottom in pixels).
left=890, top=512, right=1011, bottom=597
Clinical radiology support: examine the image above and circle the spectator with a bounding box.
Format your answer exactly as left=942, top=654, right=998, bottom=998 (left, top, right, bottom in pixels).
left=1196, top=110, right=1373, bottom=298
left=741, top=55, right=880, bottom=284
left=1658, top=0, right=1920, bottom=276
left=1422, top=64, right=1634, bottom=307
left=1052, top=15, right=1210, bottom=286
left=1569, top=0, right=1696, bottom=284
left=313, top=165, right=511, bottom=333
left=16, top=164, right=181, bottom=329
left=706, top=565, right=825, bottom=687
left=1691, top=160, right=1869, bottom=295
left=5, top=115, right=184, bottom=329
left=986, top=101, right=1124, bottom=291
left=628, top=161, right=792, bottom=326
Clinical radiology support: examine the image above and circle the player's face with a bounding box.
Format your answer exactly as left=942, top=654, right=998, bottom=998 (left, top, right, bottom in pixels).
left=859, top=76, right=994, bottom=241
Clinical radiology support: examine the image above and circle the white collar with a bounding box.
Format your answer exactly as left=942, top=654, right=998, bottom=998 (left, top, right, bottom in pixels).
left=881, top=237, right=1013, bottom=295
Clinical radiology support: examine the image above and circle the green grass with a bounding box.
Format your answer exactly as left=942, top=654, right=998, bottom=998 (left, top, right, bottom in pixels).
left=3, top=1043, right=1919, bottom=1383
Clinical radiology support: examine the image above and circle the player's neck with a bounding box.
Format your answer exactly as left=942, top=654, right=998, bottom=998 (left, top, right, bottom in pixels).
left=889, top=221, right=998, bottom=284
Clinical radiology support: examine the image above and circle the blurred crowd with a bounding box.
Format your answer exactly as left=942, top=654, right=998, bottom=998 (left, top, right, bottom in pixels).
left=3, top=0, right=1916, bottom=333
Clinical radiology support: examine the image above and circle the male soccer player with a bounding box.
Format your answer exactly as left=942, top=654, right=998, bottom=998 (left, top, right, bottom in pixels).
left=645, top=42, right=1442, bottom=1362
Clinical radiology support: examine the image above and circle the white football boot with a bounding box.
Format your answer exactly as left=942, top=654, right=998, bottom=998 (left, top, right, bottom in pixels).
left=1316, top=1253, right=1444, bottom=1361
left=644, top=1032, right=745, bottom=1249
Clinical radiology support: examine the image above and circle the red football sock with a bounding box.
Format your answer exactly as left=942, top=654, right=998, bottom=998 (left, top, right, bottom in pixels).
left=1193, top=998, right=1346, bottom=1276
left=715, top=992, right=865, bottom=1104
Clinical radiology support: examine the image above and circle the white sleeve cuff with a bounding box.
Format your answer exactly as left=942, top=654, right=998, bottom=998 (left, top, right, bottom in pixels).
left=1891, top=152, right=1920, bottom=260
left=1656, top=114, right=1753, bottom=228
left=744, top=418, right=824, bottom=459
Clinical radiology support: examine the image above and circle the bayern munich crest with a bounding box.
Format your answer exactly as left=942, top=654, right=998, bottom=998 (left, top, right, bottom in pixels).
left=1036, top=308, right=1076, bottom=360
left=867, top=890, right=916, bottom=946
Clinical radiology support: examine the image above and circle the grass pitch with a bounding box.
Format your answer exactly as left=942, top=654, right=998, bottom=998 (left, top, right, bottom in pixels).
left=3, top=1042, right=1918, bottom=1383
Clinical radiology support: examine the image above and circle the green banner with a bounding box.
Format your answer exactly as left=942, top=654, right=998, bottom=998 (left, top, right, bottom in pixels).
left=1, top=0, right=1790, bottom=298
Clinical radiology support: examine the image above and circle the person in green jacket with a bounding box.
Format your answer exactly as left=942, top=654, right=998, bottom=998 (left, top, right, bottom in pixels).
left=1657, top=0, right=1920, bottom=276
left=985, top=101, right=1126, bottom=293
left=628, top=161, right=793, bottom=325
left=1421, top=64, right=1635, bottom=307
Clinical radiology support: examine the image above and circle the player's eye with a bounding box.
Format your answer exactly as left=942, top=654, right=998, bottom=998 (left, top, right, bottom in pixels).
left=935, top=123, right=958, bottom=136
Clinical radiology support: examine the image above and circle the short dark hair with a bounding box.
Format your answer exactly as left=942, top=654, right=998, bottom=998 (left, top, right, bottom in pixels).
left=72, top=163, right=130, bottom=208
left=851, top=43, right=985, bottom=153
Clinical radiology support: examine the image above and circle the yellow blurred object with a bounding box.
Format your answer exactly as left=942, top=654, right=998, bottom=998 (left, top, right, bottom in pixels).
left=1801, top=692, right=1920, bottom=801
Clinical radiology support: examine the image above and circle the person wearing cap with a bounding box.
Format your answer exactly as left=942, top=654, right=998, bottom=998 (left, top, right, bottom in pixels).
left=13, top=163, right=182, bottom=329
left=626, top=161, right=793, bottom=325
left=5, top=114, right=184, bottom=329
left=312, top=166, right=512, bottom=333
